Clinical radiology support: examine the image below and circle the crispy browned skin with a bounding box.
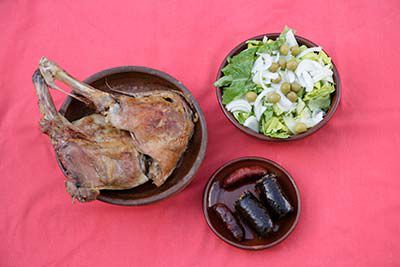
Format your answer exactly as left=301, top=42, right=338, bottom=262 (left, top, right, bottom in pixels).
left=108, top=91, right=194, bottom=186
left=33, top=71, right=148, bottom=202
left=69, top=114, right=148, bottom=189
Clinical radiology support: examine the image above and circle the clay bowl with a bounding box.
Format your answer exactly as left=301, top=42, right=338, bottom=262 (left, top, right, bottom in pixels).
left=59, top=66, right=207, bottom=206
left=215, top=33, right=341, bottom=141
left=203, top=157, right=301, bottom=250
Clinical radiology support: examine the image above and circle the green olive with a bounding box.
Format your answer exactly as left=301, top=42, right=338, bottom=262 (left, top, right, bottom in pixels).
left=278, top=58, right=286, bottom=69
left=291, top=82, right=302, bottom=92
left=280, top=82, right=291, bottom=95
left=245, top=91, right=257, bottom=102
left=286, top=59, right=298, bottom=71
left=271, top=75, right=282, bottom=84
left=267, top=92, right=281, bottom=103
left=295, top=122, right=307, bottom=134
left=290, top=45, right=300, bottom=56
left=268, top=62, right=279, bottom=72
left=287, top=91, right=298, bottom=102
left=279, top=44, right=289, bottom=56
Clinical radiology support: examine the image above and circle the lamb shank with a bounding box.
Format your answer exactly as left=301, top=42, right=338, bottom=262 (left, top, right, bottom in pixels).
left=33, top=58, right=195, bottom=202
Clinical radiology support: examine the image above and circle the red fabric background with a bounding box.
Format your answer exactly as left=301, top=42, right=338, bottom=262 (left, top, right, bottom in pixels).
left=1, top=0, right=399, bottom=266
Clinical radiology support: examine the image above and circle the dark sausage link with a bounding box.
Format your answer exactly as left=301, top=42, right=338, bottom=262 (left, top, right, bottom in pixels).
left=255, top=174, right=293, bottom=219
left=235, top=191, right=274, bottom=237
left=222, top=166, right=268, bottom=189
left=212, top=203, right=245, bottom=241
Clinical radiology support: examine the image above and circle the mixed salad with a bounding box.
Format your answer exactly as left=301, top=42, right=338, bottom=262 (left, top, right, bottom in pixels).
left=214, top=27, right=335, bottom=138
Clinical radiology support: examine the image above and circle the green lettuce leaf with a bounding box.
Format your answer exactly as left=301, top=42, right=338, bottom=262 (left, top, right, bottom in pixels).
left=214, top=26, right=296, bottom=105
left=300, top=50, right=332, bottom=68
left=298, top=106, right=312, bottom=119
left=273, top=104, right=284, bottom=116
left=304, top=82, right=335, bottom=101
left=214, top=75, right=232, bottom=87
left=318, top=51, right=332, bottom=66
left=263, top=107, right=274, bottom=122
left=233, top=111, right=251, bottom=124
left=256, top=26, right=289, bottom=54
left=308, top=95, right=331, bottom=112
left=296, top=98, right=306, bottom=114
left=299, top=45, right=308, bottom=53
left=246, top=39, right=263, bottom=48
left=296, top=88, right=305, bottom=99
left=260, top=113, right=290, bottom=139
left=214, top=47, right=258, bottom=104
left=302, top=52, right=318, bottom=61
left=257, top=37, right=285, bottom=54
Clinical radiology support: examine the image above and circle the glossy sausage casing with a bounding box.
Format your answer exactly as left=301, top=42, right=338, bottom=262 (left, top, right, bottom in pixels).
left=212, top=203, right=245, bottom=241
left=222, top=166, right=268, bottom=189
left=235, top=191, right=274, bottom=237
left=255, top=174, right=293, bottom=219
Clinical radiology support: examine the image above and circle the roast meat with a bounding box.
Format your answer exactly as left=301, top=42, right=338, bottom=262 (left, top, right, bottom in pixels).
left=33, top=58, right=195, bottom=202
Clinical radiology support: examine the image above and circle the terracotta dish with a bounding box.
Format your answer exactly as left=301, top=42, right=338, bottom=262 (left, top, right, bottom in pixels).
left=59, top=66, right=207, bottom=205
left=203, top=157, right=301, bottom=250
left=215, top=33, right=341, bottom=141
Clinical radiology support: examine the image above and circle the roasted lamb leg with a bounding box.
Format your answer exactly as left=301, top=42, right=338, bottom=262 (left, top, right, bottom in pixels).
left=33, top=58, right=195, bottom=201
left=33, top=70, right=148, bottom=202
left=38, top=57, right=195, bottom=187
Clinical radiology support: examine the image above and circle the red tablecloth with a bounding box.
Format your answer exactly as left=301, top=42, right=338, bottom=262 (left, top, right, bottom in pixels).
left=1, top=0, right=399, bottom=266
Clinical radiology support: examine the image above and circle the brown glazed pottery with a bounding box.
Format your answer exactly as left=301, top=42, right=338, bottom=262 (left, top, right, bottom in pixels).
left=203, top=157, right=301, bottom=250
left=215, top=33, right=341, bottom=141
left=59, top=66, right=207, bottom=206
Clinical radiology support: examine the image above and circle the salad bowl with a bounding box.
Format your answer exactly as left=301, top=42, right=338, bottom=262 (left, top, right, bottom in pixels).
left=215, top=32, right=341, bottom=141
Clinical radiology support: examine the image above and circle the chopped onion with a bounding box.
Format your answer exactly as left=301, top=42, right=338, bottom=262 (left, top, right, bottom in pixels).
left=273, top=52, right=280, bottom=62
left=226, top=99, right=252, bottom=113
left=254, top=106, right=267, bottom=122
left=229, top=106, right=251, bottom=113
left=311, top=69, right=326, bottom=83
left=302, top=72, right=314, bottom=92
left=300, top=110, right=324, bottom=127
left=275, top=89, right=294, bottom=112
left=278, top=70, right=287, bottom=82
left=295, top=59, right=333, bottom=91
left=287, top=70, right=296, bottom=83
left=284, top=110, right=324, bottom=134
left=285, top=30, right=298, bottom=47
left=252, top=71, right=263, bottom=85
left=252, top=54, right=272, bottom=73
left=295, top=59, right=323, bottom=75
left=254, top=89, right=273, bottom=121
left=296, top=72, right=306, bottom=88
left=322, top=67, right=334, bottom=83
left=262, top=71, right=279, bottom=81
left=283, top=116, right=297, bottom=134
left=243, top=116, right=259, bottom=132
